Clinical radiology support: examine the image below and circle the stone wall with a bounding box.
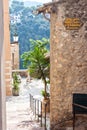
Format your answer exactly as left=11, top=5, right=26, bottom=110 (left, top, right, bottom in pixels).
left=50, top=0, right=87, bottom=129
left=11, top=43, right=19, bottom=70
left=4, top=0, right=12, bottom=96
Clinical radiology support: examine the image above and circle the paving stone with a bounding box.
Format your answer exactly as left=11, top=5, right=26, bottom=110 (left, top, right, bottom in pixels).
left=6, top=78, right=46, bottom=130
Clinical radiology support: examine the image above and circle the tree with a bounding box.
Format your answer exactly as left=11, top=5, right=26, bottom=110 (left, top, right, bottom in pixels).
left=11, top=0, right=24, bottom=13
left=21, top=38, right=50, bottom=99
left=10, top=2, right=50, bottom=68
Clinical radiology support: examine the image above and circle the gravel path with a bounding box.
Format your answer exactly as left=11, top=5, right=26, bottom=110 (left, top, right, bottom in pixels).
left=6, top=78, right=45, bottom=130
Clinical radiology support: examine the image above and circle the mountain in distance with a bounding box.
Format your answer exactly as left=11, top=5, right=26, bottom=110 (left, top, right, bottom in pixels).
left=9, top=0, right=42, bottom=7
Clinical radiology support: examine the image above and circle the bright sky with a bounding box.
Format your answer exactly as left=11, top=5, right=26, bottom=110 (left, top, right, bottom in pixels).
left=23, top=0, right=52, bottom=3
left=37, top=0, right=52, bottom=3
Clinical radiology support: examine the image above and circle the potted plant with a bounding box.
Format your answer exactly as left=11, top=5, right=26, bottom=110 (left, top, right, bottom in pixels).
left=41, top=89, right=50, bottom=113
left=12, top=73, right=20, bottom=96
left=41, top=90, right=50, bottom=99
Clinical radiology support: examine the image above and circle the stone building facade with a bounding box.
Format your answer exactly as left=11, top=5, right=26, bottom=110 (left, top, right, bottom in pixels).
left=0, top=0, right=8, bottom=129
left=37, top=0, right=87, bottom=129
left=4, top=0, right=12, bottom=96
left=11, top=42, right=19, bottom=70
left=4, top=0, right=20, bottom=96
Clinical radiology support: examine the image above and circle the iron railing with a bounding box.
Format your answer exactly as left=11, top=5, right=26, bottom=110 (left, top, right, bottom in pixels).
left=29, top=93, right=49, bottom=130
left=51, top=103, right=87, bottom=130
left=73, top=103, right=87, bottom=130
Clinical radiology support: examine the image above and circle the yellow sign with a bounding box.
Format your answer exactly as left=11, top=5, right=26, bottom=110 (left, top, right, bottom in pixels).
left=64, top=18, right=83, bottom=30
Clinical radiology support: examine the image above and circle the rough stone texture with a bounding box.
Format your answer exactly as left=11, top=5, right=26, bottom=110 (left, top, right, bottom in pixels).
left=11, top=43, right=19, bottom=69
left=4, top=0, right=12, bottom=96
left=50, top=0, right=87, bottom=129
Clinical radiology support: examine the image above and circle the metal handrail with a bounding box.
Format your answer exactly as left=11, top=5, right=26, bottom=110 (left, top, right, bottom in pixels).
left=29, top=93, right=48, bottom=130
left=73, top=103, right=87, bottom=130
left=51, top=103, right=87, bottom=130
left=73, top=103, right=87, bottom=110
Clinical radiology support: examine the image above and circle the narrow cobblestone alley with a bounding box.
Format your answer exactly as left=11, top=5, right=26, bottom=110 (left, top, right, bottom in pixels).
left=6, top=78, right=45, bottom=130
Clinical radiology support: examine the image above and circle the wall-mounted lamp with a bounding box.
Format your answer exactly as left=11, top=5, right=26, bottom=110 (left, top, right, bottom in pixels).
left=13, top=32, right=19, bottom=42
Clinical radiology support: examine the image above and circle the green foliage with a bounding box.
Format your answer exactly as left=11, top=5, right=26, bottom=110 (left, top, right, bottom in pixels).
left=10, top=1, right=50, bottom=68
left=21, top=38, right=50, bottom=77
left=13, top=73, right=20, bottom=90
left=21, top=38, right=50, bottom=98
left=41, top=90, right=50, bottom=98
left=10, top=0, right=24, bottom=13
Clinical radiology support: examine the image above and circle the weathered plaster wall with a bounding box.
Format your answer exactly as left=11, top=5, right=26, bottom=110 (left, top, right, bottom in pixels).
left=50, top=0, right=87, bottom=129
left=0, top=0, right=6, bottom=129
left=4, top=0, right=12, bottom=96
left=11, top=43, right=19, bottom=70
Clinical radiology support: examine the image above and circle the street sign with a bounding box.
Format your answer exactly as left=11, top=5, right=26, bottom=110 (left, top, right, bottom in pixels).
left=64, top=18, right=83, bottom=30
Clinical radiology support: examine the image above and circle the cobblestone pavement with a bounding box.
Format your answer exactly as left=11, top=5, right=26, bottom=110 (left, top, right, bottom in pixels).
left=6, top=78, right=45, bottom=130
